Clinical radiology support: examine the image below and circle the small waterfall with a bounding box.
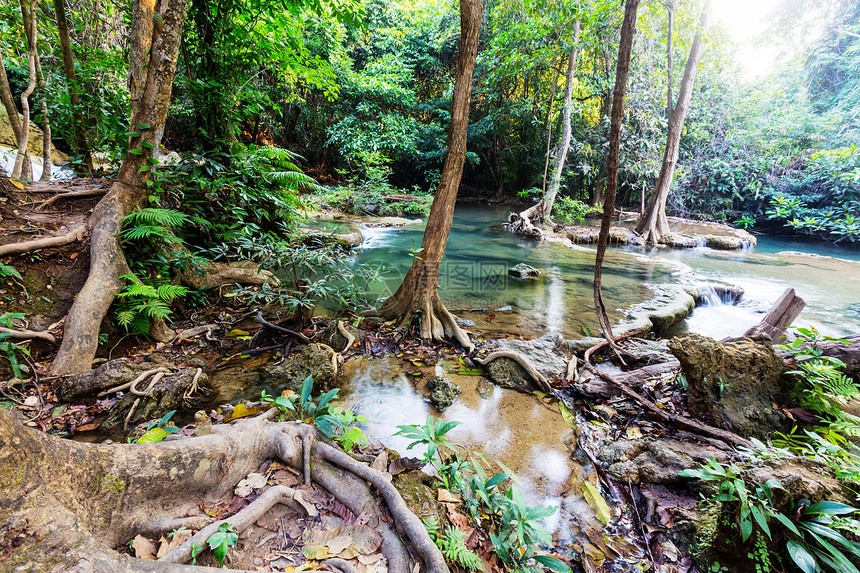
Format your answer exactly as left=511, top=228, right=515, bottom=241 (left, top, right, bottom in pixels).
left=740, top=239, right=755, bottom=251
left=696, top=284, right=723, bottom=306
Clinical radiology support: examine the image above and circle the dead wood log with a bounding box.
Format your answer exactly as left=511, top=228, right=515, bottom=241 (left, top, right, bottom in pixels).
left=743, top=288, right=805, bottom=343
left=0, top=224, right=86, bottom=256
left=574, top=359, right=680, bottom=398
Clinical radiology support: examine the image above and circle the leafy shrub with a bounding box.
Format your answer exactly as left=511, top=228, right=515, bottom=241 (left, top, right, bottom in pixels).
left=0, top=313, right=30, bottom=378
left=554, top=196, right=601, bottom=224
left=115, top=274, right=188, bottom=335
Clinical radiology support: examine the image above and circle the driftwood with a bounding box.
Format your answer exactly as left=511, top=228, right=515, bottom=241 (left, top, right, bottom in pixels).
left=575, top=359, right=680, bottom=399
left=743, top=288, right=805, bottom=343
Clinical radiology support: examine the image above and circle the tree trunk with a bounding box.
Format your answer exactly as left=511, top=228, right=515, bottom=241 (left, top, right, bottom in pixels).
left=590, top=43, right=613, bottom=208
left=20, top=1, right=53, bottom=181
left=378, top=0, right=481, bottom=351
left=53, top=0, right=94, bottom=174
left=593, top=0, right=641, bottom=346
left=0, top=50, right=31, bottom=179
left=51, top=0, right=188, bottom=376
left=0, top=408, right=447, bottom=573
left=11, top=0, right=37, bottom=181
left=636, top=0, right=713, bottom=244
left=520, top=21, right=581, bottom=226
left=665, top=1, right=674, bottom=117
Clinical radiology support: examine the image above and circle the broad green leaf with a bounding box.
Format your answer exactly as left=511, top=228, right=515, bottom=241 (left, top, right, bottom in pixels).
left=806, top=501, right=859, bottom=516
left=787, top=540, right=818, bottom=573
left=534, top=554, right=571, bottom=573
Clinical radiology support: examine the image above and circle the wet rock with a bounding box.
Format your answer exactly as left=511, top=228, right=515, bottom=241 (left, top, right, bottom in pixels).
left=428, top=376, right=461, bottom=409
left=599, top=438, right=729, bottom=485
left=508, top=263, right=541, bottom=279
left=392, top=470, right=446, bottom=525
left=684, top=281, right=744, bottom=305
left=478, top=334, right=571, bottom=392
left=565, top=225, right=644, bottom=246
left=455, top=318, right=476, bottom=327
left=260, top=343, right=338, bottom=392
left=616, top=284, right=696, bottom=337
left=659, top=233, right=701, bottom=249
left=103, top=368, right=210, bottom=428
left=322, top=321, right=360, bottom=353
left=745, top=456, right=851, bottom=507
left=669, top=333, right=789, bottom=438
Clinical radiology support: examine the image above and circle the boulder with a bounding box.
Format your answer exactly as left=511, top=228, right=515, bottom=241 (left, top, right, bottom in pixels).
left=478, top=334, right=570, bottom=392
left=599, top=437, right=729, bottom=485
left=508, top=263, right=541, bottom=279
left=616, top=284, right=696, bottom=337
left=428, top=376, right=461, bottom=409
left=668, top=333, right=789, bottom=438
left=260, top=343, right=337, bottom=392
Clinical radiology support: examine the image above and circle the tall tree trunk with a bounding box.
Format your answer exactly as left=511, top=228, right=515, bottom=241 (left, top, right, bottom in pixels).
left=51, top=0, right=189, bottom=375
left=11, top=0, right=37, bottom=180
left=0, top=51, right=32, bottom=179
left=593, top=0, right=641, bottom=346
left=636, top=0, right=713, bottom=244
left=53, top=0, right=94, bottom=174
left=591, top=42, right=613, bottom=208
left=665, top=1, right=674, bottom=117
left=377, top=0, right=482, bottom=351
left=540, top=58, right=561, bottom=196
left=21, top=1, right=53, bottom=181
left=521, top=21, right=581, bottom=225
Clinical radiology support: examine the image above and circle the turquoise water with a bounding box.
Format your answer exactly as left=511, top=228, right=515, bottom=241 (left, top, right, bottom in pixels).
left=354, top=204, right=677, bottom=338
left=353, top=204, right=860, bottom=339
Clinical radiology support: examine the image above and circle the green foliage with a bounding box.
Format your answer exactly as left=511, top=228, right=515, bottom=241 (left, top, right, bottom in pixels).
left=206, top=523, right=238, bottom=566
left=0, top=263, right=22, bottom=281
left=315, top=164, right=432, bottom=217
left=424, top=519, right=484, bottom=572
left=261, top=375, right=369, bottom=451
left=553, top=197, right=601, bottom=224
left=396, top=417, right=570, bottom=573
left=0, top=313, right=30, bottom=379
left=681, top=457, right=860, bottom=573
left=136, top=411, right=180, bottom=444
left=115, top=274, right=189, bottom=335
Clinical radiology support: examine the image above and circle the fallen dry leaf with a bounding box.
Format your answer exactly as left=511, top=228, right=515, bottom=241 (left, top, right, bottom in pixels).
left=437, top=488, right=461, bottom=503
left=132, top=534, right=157, bottom=560
left=235, top=472, right=268, bottom=497
left=156, top=529, right=192, bottom=558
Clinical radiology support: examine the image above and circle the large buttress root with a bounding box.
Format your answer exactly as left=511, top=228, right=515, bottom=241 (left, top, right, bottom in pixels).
left=0, top=410, right=448, bottom=573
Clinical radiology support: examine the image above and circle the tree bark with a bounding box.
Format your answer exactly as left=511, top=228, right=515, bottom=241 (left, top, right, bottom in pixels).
left=593, top=0, right=641, bottom=346
left=636, top=0, right=713, bottom=244
left=11, top=0, right=37, bottom=180
left=20, top=0, right=52, bottom=181
left=665, top=1, right=674, bottom=117
left=51, top=0, right=188, bottom=375
left=0, top=51, right=24, bottom=178
left=0, top=409, right=447, bottom=573
left=53, top=0, right=94, bottom=173
left=377, top=0, right=482, bottom=351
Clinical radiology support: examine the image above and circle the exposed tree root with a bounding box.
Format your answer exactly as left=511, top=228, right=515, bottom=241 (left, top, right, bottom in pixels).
left=177, top=261, right=278, bottom=289
left=0, top=409, right=449, bottom=573
left=335, top=320, right=356, bottom=353
left=0, top=224, right=86, bottom=257
left=474, top=350, right=553, bottom=393
left=255, top=311, right=311, bottom=344
left=174, top=324, right=219, bottom=341
left=36, top=187, right=108, bottom=210
left=503, top=209, right=545, bottom=241
left=0, top=326, right=56, bottom=343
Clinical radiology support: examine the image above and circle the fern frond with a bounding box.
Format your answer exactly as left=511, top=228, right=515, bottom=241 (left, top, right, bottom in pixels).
left=156, top=284, right=189, bottom=301
left=439, top=527, right=484, bottom=572
left=116, top=309, right=136, bottom=328
left=121, top=224, right=180, bottom=242
left=124, top=208, right=190, bottom=228
left=141, top=298, right=173, bottom=320
left=129, top=313, right=152, bottom=335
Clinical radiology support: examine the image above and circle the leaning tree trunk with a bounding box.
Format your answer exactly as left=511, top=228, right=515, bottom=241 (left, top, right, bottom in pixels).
left=51, top=0, right=188, bottom=376
left=377, top=0, right=481, bottom=352
left=514, top=21, right=581, bottom=234
left=0, top=51, right=33, bottom=180
left=53, top=0, right=94, bottom=173
left=664, top=0, right=674, bottom=117
left=636, top=0, right=712, bottom=244
left=0, top=408, right=448, bottom=573
left=593, top=0, right=641, bottom=346
left=11, top=0, right=37, bottom=181
left=21, top=0, right=52, bottom=181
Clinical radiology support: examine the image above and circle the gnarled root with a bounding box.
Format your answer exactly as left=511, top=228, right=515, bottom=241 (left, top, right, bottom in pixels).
left=177, top=260, right=278, bottom=289
left=37, top=187, right=107, bottom=210
left=0, top=409, right=449, bottom=573
left=380, top=287, right=473, bottom=352
left=0, top=326, right=55, bottom=343
left=474, top=350, right=553, bottom=393
left=0, top=224, right=86, bottom=257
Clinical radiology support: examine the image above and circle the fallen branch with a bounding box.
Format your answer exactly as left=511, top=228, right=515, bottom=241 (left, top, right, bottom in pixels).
left=0, top=327, right=55, bottom=343
left=0, top=224, right=86, bottom=257
left=575, top=359, right=680, bottom=398
left=255, top=311, right=311, bottom=345
left=474, top=350, right=553, bottom=394
left=742, top=287, right=805, bottom=344
left=173, top=324, right=219, bottom=341
left=583, top=357, right=749, bottom=449
left=37, top=188, right=107, bottom=210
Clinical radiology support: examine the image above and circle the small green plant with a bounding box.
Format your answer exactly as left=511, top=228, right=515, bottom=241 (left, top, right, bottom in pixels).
left=0, top=262, right=22, bottom=280
left=733, top=214, right=756, bottom=229
left=190, top=541, right=202, bottom=565
left=206, top=522, right=238, bottom=566
left=423, top=518, right=484, bottom=571
left=395, top=417, right=570, bottom=573
left=261, top=376, right=369, bottom=451
left=136, top=410, right=180, bottom=444
left=115, top=273, right=189, bottom=335
left=681, top=457, right=860, bottom=573
left=0, top=313, right=30, bottom=378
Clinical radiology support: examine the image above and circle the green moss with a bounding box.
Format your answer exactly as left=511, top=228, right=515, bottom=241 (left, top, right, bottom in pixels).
left=97, top=473, right=128, bottom=493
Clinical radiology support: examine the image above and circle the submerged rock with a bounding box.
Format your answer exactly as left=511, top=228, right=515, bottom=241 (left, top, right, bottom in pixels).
left=428, top=376, right=461, bottom=409
left=508, top=263, right=541, bottom=279
left=478, top=334, right=570, bottom=392
left=616, top=284, right=696, bottom=337
left=260, top=343, right=338, bottom=391
left=565, top=225, right=644, bottom=246
left=669, top=332, right=788, bottom=438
